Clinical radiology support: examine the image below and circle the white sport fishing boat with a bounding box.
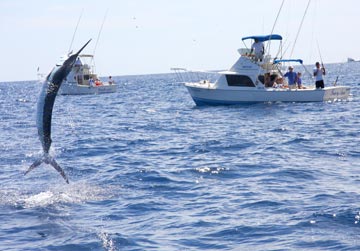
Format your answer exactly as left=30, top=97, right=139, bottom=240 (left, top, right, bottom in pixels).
left=58, top=54, right=116, bottom=95
left=174, top=34, right=350, bottom=106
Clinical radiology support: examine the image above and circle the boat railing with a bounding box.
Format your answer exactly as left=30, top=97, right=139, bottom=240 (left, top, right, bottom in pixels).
left=171, top=67, right=218, bottom=84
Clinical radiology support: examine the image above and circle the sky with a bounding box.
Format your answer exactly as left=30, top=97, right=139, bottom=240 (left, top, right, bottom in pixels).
left=1, top=0, right=359, bottom=82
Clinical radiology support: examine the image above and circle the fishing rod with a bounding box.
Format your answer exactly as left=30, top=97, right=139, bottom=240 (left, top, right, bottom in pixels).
left=92, top=9, right=108, bottom=57
left=316, top=39, right=324, bottom=68
left=68, top=9, right=84, bottom=54
left=315, top=38, right=334, bottom=87
left=316, top=38, right=327, bottom=80
left=317, top=38, right=340, bottom=86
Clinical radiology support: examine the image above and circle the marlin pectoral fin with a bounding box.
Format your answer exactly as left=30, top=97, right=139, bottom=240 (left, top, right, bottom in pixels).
left=48, top=157, right=69, bottom=184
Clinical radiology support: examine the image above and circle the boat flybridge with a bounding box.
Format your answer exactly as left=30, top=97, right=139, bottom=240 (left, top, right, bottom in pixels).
left=173, top=34, right=350, bottom=106
left=58, top=54, right=116, bottom=95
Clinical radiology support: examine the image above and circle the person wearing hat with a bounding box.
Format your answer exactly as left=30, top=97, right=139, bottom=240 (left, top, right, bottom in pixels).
left=284, top=65, right=297, bottom=89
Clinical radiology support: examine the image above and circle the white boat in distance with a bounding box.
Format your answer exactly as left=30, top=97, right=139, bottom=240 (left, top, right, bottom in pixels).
left=173, top=34, right=350, bottom=106
left=58, top=54, right=116, bottom=95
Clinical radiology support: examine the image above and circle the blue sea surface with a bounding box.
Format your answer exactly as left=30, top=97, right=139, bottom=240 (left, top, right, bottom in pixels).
left=1, top=62, right=360, bottom=250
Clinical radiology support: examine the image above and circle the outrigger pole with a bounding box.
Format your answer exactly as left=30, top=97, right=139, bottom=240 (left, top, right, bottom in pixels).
left=289, top=0, right=311, bottom=58
left=92, top=9, right=108, bottom=57
left=91, top=9, right=108, bottom=72
left=266, top=0, right=285, bottom=54
left=68, top=9, right=84, bottom=54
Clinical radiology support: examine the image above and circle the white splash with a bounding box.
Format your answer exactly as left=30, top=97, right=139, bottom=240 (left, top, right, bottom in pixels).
left=23, top=191, right=55, bottom=207
left=1, top=181, right=111, bottom=209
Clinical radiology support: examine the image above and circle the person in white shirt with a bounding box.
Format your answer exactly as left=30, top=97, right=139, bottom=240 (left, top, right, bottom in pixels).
left=250, top=39, right=264, bottom=61
left=313, top=62, right=326, bottom=88
left=89, top=77, right=95, bottom=87
left=74, top=57, right=82, bottom=67
left=108, top=76, right=114, bottom=85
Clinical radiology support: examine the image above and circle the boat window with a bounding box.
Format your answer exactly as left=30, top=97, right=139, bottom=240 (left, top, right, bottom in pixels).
left=258, top=75, right=264, bottom=84
left=226, top=75, right=255, bottom=87
left=83, top=75, right=90, bottom=80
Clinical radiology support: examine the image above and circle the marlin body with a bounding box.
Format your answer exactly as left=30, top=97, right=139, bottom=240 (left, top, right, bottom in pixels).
left=25, top=40, right=91, bottom=183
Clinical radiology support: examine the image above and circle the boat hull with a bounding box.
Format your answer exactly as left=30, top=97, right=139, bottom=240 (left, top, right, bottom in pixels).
left=58, top=82, right=117, bottom=95
left=185, top=84, right=350, bottom=106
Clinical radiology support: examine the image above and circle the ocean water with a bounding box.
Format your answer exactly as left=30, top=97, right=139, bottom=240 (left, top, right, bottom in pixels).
left=0, top=62, right=360, bottom=250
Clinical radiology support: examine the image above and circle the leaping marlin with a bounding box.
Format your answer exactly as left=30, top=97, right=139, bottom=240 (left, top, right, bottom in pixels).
left=25, top=39, right=92, bottom=183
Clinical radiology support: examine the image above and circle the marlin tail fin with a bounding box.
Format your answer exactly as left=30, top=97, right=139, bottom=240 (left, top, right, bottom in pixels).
left=25, top=155, right=69, bottom=184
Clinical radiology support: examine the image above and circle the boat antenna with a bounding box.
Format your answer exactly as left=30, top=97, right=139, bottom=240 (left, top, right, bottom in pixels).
left=92, top=9, right=108, bottom=57
left=289, top=0, right=311, bottom=58
left=68, top=9, right=84, bottom=54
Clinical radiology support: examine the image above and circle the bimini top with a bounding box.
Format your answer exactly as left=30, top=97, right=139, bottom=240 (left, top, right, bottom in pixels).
left=242, top=34, right=283, bottom=42
left=274, top=59, right=303, bottom=64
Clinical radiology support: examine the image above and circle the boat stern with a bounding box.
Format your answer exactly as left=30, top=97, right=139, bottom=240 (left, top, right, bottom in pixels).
left=323, top=86, right=351, bottom=101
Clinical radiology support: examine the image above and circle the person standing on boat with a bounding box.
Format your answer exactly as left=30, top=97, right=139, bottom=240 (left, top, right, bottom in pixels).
left=284, top=66, right=297, bottom=89
left=250, top=38, right=264, bottom=61
left=75, top=57, right=82, bottom=67
left=89, top=77, right=95, bottom=87
left=108, top=76, right=114, bottom=85
left=313, top=62, right=326, bottom=88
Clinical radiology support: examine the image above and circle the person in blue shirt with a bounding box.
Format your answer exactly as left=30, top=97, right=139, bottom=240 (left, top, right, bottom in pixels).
left=284, top=66, right=297, bottom=89
left=296, top=72, right=305, bottom=89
